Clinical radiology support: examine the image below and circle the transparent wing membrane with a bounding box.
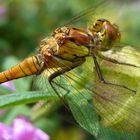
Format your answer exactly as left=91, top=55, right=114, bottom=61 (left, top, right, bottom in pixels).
left=63, top=0, right=107, bottom=26
left=33, top=44, right=140, bottom=138
left=99, top=46, right=140, bottom=68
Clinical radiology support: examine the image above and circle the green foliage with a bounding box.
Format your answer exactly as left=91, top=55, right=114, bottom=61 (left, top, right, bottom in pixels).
left=0, top=0, right=140, bottom=139
left=0, top=91, right=57, bottom=109
left=67, top=92, right=99, bottom=137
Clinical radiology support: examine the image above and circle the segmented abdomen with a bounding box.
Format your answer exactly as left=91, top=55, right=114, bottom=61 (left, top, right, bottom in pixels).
left=0, top=55, right=42, bottom=84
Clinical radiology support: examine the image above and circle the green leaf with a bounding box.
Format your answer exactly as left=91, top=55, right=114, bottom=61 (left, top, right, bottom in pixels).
left=0, top=85, right=13, bottom=94
left=0, top=91, right=58, bottom=109
left=97, top=127, right=139, bottom=140
left=66, top=92, right=99, bottom=137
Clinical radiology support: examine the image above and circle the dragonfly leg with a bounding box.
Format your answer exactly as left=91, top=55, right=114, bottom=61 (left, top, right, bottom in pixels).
left=93, top=54, right=105, bottom=82
left=48, top=59, right=85, bottom=102
left=49, top=80, right=69, bottom=106
left=93, top=54, right=136, bottom=93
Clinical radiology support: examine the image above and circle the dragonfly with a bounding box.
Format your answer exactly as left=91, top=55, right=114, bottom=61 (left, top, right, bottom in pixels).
left=1, top=1, right=140, bottom=139
left=0, top=18, right=120, bottom=84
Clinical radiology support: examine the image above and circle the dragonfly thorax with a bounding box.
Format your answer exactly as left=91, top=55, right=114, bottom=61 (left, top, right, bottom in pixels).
left=40, top=26, right=91, bottom=64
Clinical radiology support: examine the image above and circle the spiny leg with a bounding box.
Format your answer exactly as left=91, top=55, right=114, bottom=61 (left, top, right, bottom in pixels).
left=93, top=54, right=105, bottom=82
left=48, top=59, right=85, bottom=104
left=93, top=54, right=136, bottom=93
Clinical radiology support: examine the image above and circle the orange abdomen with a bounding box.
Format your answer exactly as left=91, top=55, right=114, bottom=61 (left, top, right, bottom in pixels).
left=0, top=55, right=42, bottom=84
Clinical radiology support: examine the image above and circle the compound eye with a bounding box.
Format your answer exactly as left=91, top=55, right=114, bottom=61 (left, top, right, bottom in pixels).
left=97, top=18, right=107, bottom=23
left=95, top=23, right=99, bottom=27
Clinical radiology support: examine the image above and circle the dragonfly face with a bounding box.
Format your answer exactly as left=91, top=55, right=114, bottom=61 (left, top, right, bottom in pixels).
left=89, top=19, right=121, bottom=51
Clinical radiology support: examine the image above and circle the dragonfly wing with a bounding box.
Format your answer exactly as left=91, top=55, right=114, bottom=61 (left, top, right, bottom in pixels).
left=92, top=46, right=140, bottom=136
left=32, top=46, right=140, bottom=138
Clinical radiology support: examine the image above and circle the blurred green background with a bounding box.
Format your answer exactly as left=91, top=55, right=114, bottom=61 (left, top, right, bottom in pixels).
left=0, top=0, right=140, bottom=139
left=0, top=0, right=140, bottom=67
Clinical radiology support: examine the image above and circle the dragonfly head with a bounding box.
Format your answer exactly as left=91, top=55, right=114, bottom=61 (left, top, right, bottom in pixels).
left=89, top=19, right=121, bottom=51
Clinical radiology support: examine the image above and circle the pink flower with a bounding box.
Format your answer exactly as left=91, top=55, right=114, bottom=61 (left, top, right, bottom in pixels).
left=0, top=5, right=6, bottom=17
left=1, top=81, right=16, bottom=91
left=0, top=110, right=4, bottom=116
left=0, top=123, right=11, bottom=139
left=0, top=117, right=49, bottom=140
left=0, top=4, right=7, bottom=23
